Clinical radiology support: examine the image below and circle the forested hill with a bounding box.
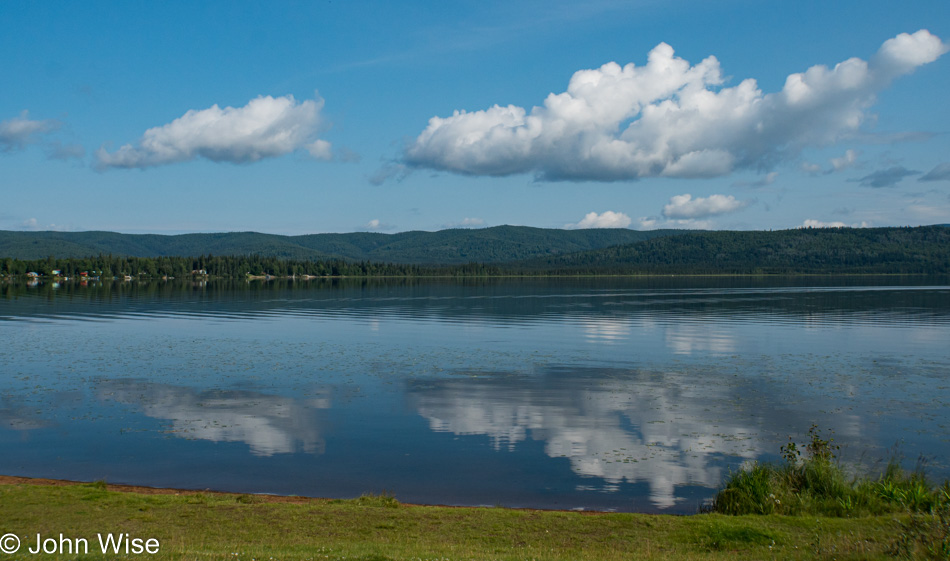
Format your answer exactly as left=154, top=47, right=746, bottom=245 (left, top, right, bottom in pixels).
left=0, top=226, right=684, bottom=264
left=513, top=226, right=950, bottom=274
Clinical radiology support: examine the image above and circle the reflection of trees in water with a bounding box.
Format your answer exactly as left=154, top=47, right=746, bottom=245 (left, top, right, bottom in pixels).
left=408, top=367, right=863, bottom=509
left=5, top=279, right=949, bottom=329
left=98, top=380, right=331, bottom=456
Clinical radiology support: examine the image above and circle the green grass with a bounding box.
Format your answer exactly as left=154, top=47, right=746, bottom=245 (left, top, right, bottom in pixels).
left=0, top=481, right=937, bottom=560
left=711, top=426, right=950, bottom=559
left=3, top=426, right=948, bottom=561
left=714, top=425, right=950, bottom=518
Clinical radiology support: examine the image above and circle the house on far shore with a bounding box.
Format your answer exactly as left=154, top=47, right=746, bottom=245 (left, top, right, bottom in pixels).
left=51, top=269, right=62, bottom=276
left=26, top=272, right=39, bottom=278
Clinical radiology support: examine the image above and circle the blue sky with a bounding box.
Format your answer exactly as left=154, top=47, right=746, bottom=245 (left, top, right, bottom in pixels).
left=2, top=0, right=948, bottom=234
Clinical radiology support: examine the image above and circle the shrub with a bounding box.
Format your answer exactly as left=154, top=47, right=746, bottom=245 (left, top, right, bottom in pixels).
left=713, top=425, right=949, bottom=517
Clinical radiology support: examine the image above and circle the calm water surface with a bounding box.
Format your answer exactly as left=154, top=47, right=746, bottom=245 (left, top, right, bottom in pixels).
left=1, top=277, right=948, bottom=513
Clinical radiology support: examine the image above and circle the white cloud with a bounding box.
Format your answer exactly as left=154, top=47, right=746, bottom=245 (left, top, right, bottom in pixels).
left=564, top=211, right=632, bottom=229
left=365, top=219, right=396, bottom=231
left=0, top=111, right=60, bottom=151
left=404, top=30, right=946, bottom=182
left=305, top=139, right=333, bottom=161
left=662, top=194, right=749, bottom=219
left=801, top=219, right=870, bottom=228
left=830, top=149, right=859, bottom=172
left=803, top=149, right=861, bottom=175
left=96, top=94, right=330, bottom=169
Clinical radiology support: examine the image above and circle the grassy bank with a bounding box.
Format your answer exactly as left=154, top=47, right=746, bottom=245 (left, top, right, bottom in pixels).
left=711, top=426, right=950, bottom=559
left=0, top=477, right=933, bottom=560
left=714, top=426, right=950, bottom=518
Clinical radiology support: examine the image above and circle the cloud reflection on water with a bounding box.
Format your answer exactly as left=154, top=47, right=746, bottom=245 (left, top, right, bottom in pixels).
left=665, top=323, right=737, bottom=355
left=409, top=367, right=770, bottom=508
left=579, top=317, right=632, bottom=344
left=98, top=380, right=331, bottom=456
left=0, top=406, right=52, bottom=430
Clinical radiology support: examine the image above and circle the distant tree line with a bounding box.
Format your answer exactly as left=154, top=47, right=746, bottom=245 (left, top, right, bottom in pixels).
left=0, top=254, right=504, bottom=278
left=2, top=226, right=948, bottom=278
left=513, top=226, right=950, bottom=275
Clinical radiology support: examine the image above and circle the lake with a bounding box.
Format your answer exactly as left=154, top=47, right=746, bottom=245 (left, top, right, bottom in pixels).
left=1, top=277, right=948, bottom=513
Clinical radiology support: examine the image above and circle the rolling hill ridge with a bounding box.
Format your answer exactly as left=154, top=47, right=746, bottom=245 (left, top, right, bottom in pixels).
left=0, top=226, right=685, bottom=264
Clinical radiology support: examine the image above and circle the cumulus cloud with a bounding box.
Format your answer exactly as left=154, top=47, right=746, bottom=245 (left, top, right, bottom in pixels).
left=801, top=219, right=870, bottom=228
left=364, top=219, right=396, bottom=231
left=662, top=194, right=749, bottom=219
left=0, top=111, right=60, bottom=152
left=564, top=211, right=632, bottom=229
left=853, top=166, right=920, bottom=188
left=803, top=149, right=861, bottom=175
left=831, top=149, right=859, bottom=172
left=920, top=162, right=950, bottom=181
left=96, top=94, right=330, bottom=169
left=404, top=30, right=946, bottom=182
left=305, top=139, right=332, bottom=161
